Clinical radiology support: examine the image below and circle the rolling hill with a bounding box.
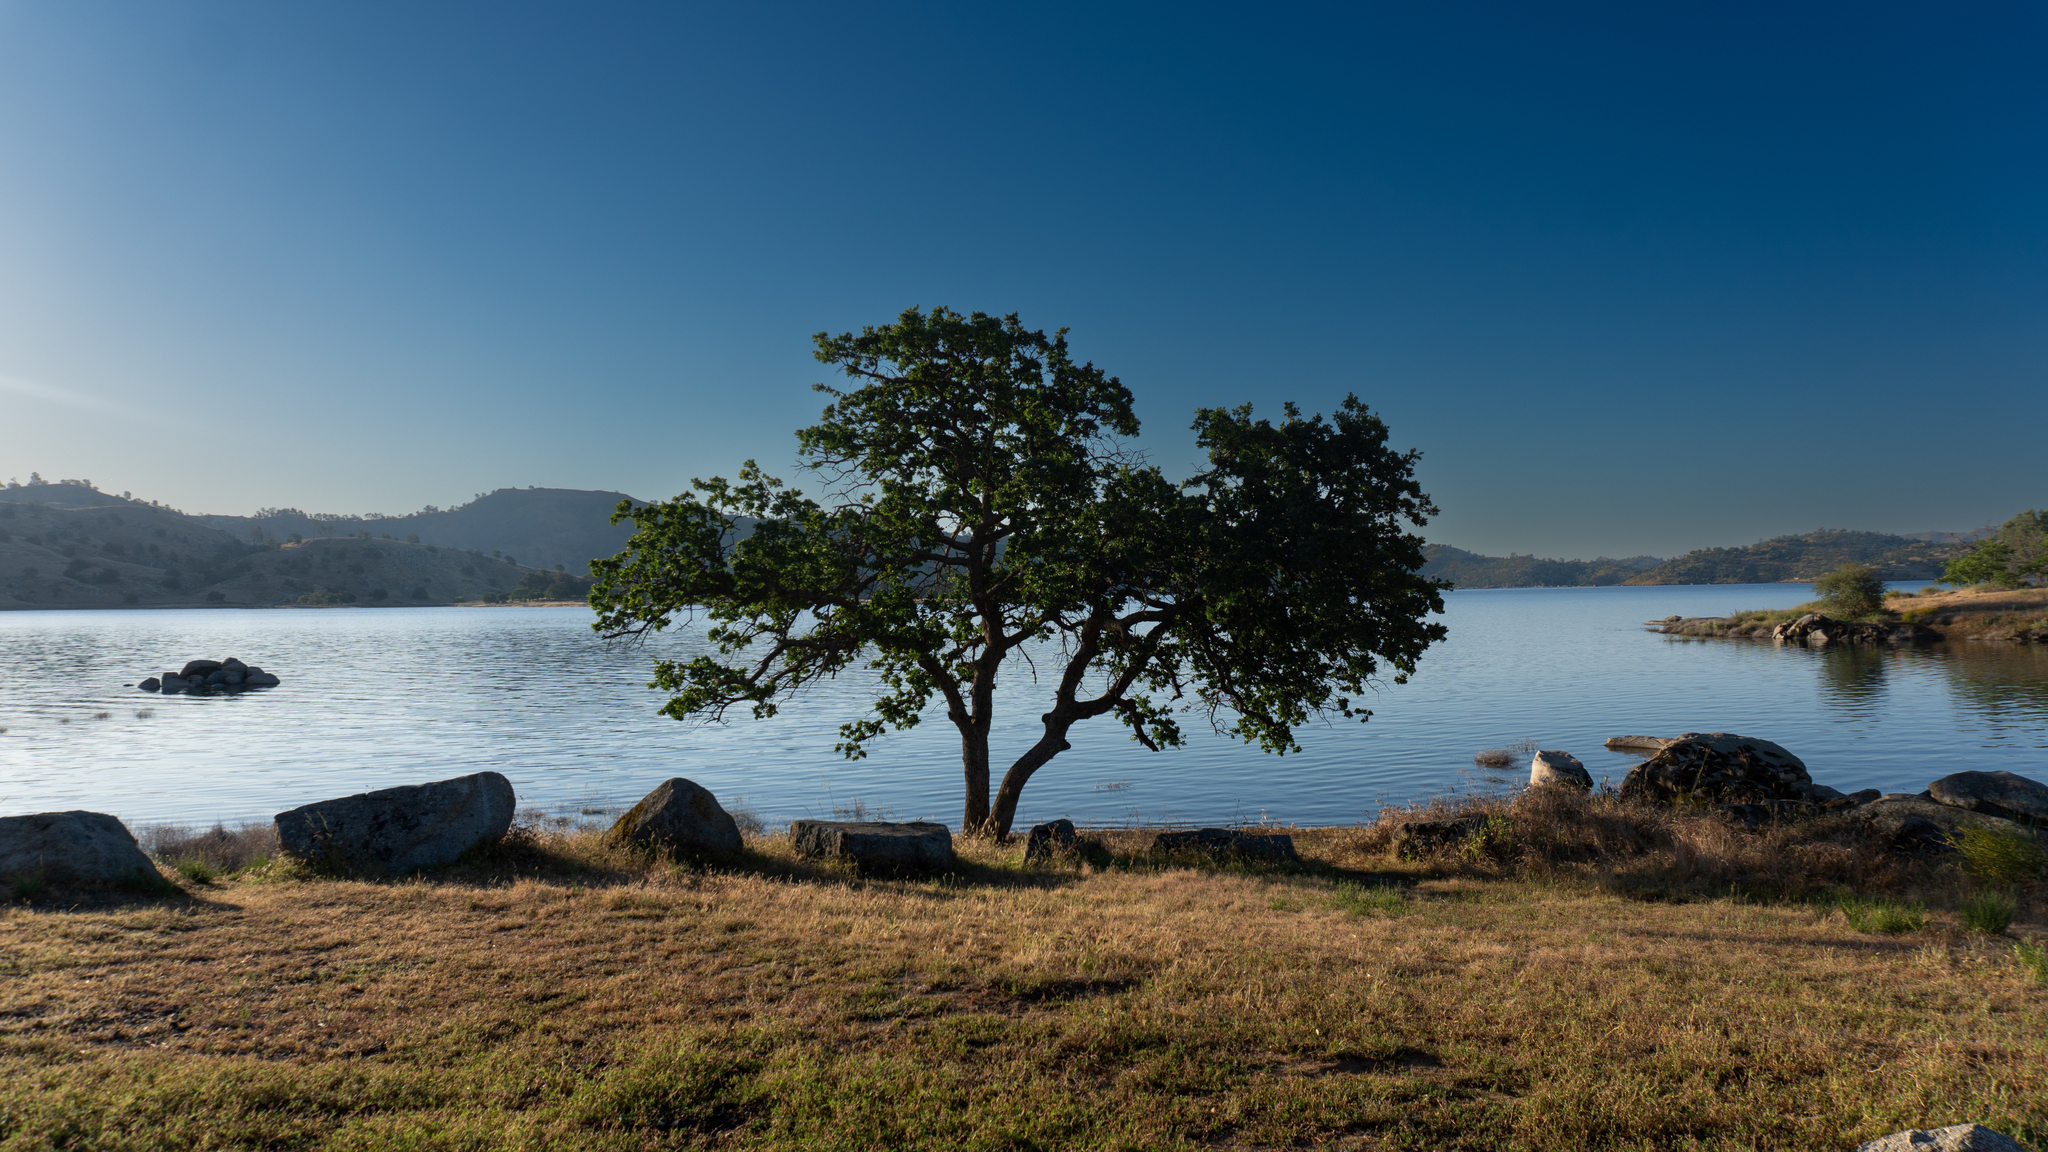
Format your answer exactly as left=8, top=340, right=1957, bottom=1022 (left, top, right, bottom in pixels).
left=1419, top=546, right=1663, bottom=589
left=1622, top=529, right=1965, bottom=585
left=194, top=487, right=644, bottom=572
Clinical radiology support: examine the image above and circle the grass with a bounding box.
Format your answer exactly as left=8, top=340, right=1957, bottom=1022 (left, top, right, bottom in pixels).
left=1963, top=891, right=2020, bottom=936
left=1838, top=895, right=1927, bottom=934
left=2, top=799, right=2044, bottom=1150
left=139, top=821, right=278, bottom=883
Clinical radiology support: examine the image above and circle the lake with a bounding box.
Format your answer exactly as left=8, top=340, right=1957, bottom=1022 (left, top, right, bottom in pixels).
left=3, top=583, right=2046, bottom=833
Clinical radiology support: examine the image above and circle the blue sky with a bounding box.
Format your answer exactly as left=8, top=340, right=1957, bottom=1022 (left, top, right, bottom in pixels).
left=1, top=2, right=2042, bottom=558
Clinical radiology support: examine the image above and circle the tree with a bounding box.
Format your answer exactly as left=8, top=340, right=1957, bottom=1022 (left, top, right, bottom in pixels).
left=1812, top=562, right=1884, bottom=617
left=591, top=307, right=1449, bottom=837
left=1942, top=509, right=2045, bottom=589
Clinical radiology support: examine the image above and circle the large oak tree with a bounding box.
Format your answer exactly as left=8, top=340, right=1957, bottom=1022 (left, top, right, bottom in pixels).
left=590, top=308, right=1447, bottom=837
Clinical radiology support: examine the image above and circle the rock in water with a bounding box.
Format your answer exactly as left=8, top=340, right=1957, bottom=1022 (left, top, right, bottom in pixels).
left=1927, top=770, right=2048, bottom=827
left=138, top=677, right=161, bottom=692
left=609, top=778, right=744, bottom=860
left=0, top=811, right=161, bottom=887
left=1024, top=818, right=1078, bottom=865
left=788, top=820, right=952, bottom=874
left=1529, top=750, right=1592, bottom=792
left=274, top=771, right=516, bottom=873
left=1150, top=827, right=1299, bottom=863
left=1857, top=1123, right=2024, bottom=1151
left=1604, top=735, right=1674, bottom=752
left=1620, top=733, right=1816, bottom=806
left=180, top=659, right=223, bottom=679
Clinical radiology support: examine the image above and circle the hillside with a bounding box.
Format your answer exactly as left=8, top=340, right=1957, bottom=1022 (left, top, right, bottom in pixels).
left=1420, top=546, right=1662, bottom=589
left=0, top=494, right=558, bottom=610
left=194, top=487, right=644, bottom=572
left=1624, top=529, right=1966, bottom=585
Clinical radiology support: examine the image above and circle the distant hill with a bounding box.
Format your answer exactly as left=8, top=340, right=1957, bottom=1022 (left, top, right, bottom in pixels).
left=1420, top=546, right=1663, bottom=589
left=193, top=487, right=646, bottom=572
left=1, top=483, right=567, bottom=610
left=1623, top=529, right=1965, bottom=585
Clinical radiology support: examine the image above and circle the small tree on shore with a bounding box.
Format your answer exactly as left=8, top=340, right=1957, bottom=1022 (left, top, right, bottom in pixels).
left=1812, top=563, right=1884, bottom=618
left=590, top=307, right=1448, bottom=837
left=1941, top=509, right=2046, bottom=589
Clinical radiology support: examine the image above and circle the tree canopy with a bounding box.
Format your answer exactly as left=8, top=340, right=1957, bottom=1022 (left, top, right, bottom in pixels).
left=1942, top=509, right=2046, bottom=589
left=590, top=307, right=1448, bottom=837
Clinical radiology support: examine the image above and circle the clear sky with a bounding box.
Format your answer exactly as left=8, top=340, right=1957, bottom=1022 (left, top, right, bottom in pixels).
left=1, top=2, right=2042, bottom=558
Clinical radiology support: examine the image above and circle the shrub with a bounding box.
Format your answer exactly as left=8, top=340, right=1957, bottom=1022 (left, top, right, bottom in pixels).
left=1812, top=563, right=1885, bottom=618
left=1952, top=826, right=2048, bottom=884
left=1960, top=891, right=2018, bottom=935
left=142, top=822, right=278, bottom=876
left=1838, top=896, right=1925, bottom=934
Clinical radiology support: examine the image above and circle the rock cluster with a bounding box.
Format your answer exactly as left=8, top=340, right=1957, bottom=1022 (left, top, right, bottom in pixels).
left=1149, top=827, right=1300, bottom=863
left=139, top=657, right=281, bottom=695
left=1619, top=733, right=1820, bottom=808
left=275, top=771, right=515, bottom=873
left=790, top=819, right=953, bottom=874
left=1771, top=612, right=1938, bottom=647
left=608, top=777, right=744, bottom=861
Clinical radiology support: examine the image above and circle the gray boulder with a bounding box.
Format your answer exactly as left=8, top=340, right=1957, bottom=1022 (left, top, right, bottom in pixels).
left=609, top=777, right=744, bottom=860
left=138, top=677, right=161, bottom=692
left=158, top=673, right=187, bottom=694
left=790, top=820, right=953, bottom=874
left=1604, top=736, right=1675, bottom=752
left=1529, top=750, right=1592, bottom=792
left=1850, top=796, right=2038, bottom=854
left=1927, top=770, right=2048, bottom=827
left=275, top=771, right=516, bottom=872
left=1024, top=818, right=1077, bottom=865
left=1620, top=732, right=1816, bottom=806
left=0, top=811, right=161, bottom=887
left=180, top=659, right=222, bottom=678
left=245, top=672, right=281, bottom=688
left=1857, top=1123, right=2024, bottom=1151
left=1150, top=827, right=1299, bottom=863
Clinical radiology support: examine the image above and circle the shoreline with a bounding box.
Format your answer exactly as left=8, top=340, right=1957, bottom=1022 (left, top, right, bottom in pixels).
left=1648, top=586, right=2048, bottom=645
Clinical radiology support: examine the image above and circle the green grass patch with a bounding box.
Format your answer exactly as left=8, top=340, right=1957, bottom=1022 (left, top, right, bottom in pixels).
left=2018, top=941, right=2048, bottom=986
left=1329, top=880, right=1408, bottom=917
left=1952, top=826, right=2048, bottom=884
left=1960, top=891, right=2019, bottom=936
left=1837, top=896, right=1925, bottom=934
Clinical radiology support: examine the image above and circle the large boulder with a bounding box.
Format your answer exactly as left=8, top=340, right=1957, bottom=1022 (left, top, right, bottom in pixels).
left=1857, top=1124, right=2024, bottom=1151
left=180, top=659, right=222, bottom=678
left=275, top=771, right=516, bottom=873
left=1150, top=827, right=1299, bottom=863
left=1619, top=733, right=1817, bottom=806
left=790, top=820, right=952, bottom=874
left=609, top=778, right=744, bottom=860
left=1851, top=796, right=2039, bottom=853
left=1927, top=770, right=2048, bottom=827
left=1529, top=750, right=1592, bottom=792
left=0, top=811, right=161, bottom=887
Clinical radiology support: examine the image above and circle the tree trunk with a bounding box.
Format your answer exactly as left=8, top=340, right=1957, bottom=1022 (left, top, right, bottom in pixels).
left=987, top=719, right=1073, bottom=839
left=960, top=722, right=992, bottom=833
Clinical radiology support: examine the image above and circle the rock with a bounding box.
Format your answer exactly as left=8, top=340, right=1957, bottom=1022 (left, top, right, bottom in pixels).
left=138, top=677, right=160, bottom=692
left=1150, top=827, right=1300, bottom=863
left=1772, top=613, right=1939, bottom=647
left=274, top=771, right=516, bottom=873
left=220, top=669, right=245, bottom=686
left=1390, top=817, right=1482, bottom=858
left=158, top=673, right=187, bottom=695
left=0, top=811, right=161, bottom=887
left=1605, top=735, right=1674, bottom=752
left=180, top=659, right=222, bottom=678
left=245, top=672, right=281, bottom=687
left=789, top=820, right=953, bottom=873
left=1024, top=818, right=1078, bottom=865
left=1619, top=732, right=1817, bottom=806
left=1529, top=750, right=1592, bottom=792
left=1820, top=787, right=1883, bottom=813
left=1927, top=770, right=2048, bottom=827
left=221, top=657, right=247, bottom=673
left=608, top=777, right=743, bottom=860
left=1856, top=1123, right=2025, bottom=1151
left=1850, top=797, right=2039, bottom=854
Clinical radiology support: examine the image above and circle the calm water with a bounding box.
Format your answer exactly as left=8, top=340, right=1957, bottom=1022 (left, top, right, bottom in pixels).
left=3, top=584, right=2046, bottom=832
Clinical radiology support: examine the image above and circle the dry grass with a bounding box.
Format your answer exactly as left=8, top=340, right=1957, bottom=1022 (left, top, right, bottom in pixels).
left=2, top=811, right=2045, bottom=1150
left=1885, top=586, right=2048, bottom=642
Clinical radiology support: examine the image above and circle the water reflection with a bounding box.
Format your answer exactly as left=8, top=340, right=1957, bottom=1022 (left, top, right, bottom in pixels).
left=1935, top=643, right=2048, bottom=735
left=1812, top=645, right=1890, bottom=711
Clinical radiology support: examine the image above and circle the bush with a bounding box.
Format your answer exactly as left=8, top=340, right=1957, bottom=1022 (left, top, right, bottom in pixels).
left=1812, top=563, right=1885, bottom=618
left=142, top=822, right=277, bottom=877
left=1960, top=891, right=2018, bottom=935
left=1952, top=826, right=2048, bottom=884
